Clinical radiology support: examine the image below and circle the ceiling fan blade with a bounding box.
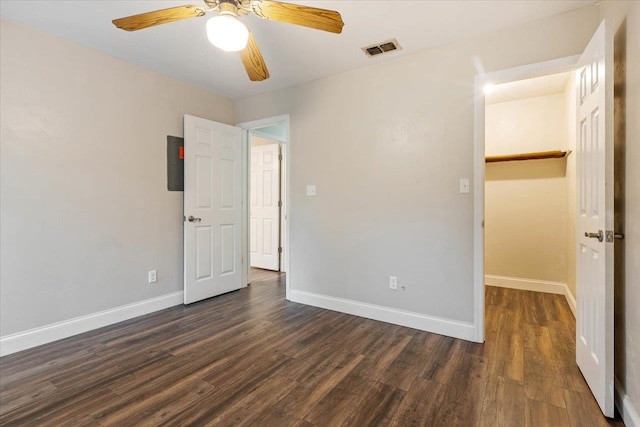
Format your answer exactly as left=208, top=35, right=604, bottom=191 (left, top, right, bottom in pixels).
left=112, top=5, right=207, bottom=31
left=251, top=0, right=344, bottom=34
left=240, top=33, right=270, bottom=81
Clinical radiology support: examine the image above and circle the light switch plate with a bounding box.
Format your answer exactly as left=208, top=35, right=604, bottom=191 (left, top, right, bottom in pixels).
left=306, top=185, right=316, bottom=196
left=459, top=179, right=470, bottom=194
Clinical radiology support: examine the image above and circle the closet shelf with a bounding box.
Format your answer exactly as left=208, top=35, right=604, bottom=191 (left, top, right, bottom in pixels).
left=485, top=150, right=571, bottom=163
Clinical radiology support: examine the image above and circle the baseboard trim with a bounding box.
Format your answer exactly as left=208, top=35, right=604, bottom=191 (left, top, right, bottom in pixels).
left=288, top=290, right=476, bottom=342
left=616, top=377, right=640, bottom=427
left=485, top=274, right=576, bottom=317
left=564, top=285, right=576, bottom=318
left=485, top=274, right=567, bottom=294
left=0, top=291, right=184, bottom=357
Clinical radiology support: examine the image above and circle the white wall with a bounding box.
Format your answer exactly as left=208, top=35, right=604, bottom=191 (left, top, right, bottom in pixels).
left=600, top=1, right=640, bottom=423
left=485, top=93, right=569, bottom=156
left=235, top=7, right=600, bottom=330
left=485, top=93, right=569, bottom=285
left=0, top=18, right=235, bottom=337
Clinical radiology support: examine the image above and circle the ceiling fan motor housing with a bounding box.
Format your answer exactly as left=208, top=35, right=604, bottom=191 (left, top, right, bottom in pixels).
left=204, top=0, right=251, bottom=16
left=219, top=1, right=239, bottom=16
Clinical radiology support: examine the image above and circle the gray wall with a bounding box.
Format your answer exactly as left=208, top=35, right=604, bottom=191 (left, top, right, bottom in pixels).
left=0, top=19, right=235, bottom=336
left=235, top=6, right=600, bottom=324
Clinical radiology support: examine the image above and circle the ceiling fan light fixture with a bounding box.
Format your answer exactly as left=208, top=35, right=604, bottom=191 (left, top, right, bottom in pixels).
left=206, top=15, right=249, bottom=52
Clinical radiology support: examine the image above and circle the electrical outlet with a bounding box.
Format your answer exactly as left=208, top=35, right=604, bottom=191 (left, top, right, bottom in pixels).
left=306, top=185, right=316, bottom=196
left=389, top=276, right=398, bottom=290
left=148, top=270, right=157, bottom=284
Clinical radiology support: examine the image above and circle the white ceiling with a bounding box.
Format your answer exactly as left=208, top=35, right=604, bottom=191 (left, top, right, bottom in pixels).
left=485, top=71, right=574, bottom=104
left=0, top=0, right=595, bottom=99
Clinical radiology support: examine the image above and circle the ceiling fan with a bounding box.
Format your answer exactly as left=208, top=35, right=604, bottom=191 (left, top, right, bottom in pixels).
left=112, top=0, right=344, bottom=82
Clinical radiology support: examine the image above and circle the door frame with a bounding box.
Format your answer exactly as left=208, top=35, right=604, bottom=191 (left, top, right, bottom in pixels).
left=472, top=55, right=580, bottom=342
left=237, top=114, right=291, bottom=299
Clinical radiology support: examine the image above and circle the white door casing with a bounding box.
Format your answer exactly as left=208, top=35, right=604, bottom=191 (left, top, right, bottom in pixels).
left=575, top=21, right=614, bottom=417
left=184, top=115, right=243, bottom=304
left=250, top=143, right=281, bottom=271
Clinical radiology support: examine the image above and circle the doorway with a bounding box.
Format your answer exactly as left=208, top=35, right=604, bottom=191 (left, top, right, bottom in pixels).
left=237, top=115, right=290, bottom=297
left=483, top=70, right=577, bottom=312
left=480, top=70, right=583, bottom=409
left=474, top=22, right=616, bottom=417
left=472, top=55, right=581, bottom=343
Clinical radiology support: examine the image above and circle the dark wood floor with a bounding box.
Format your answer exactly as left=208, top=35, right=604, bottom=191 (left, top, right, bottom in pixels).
left=0, top=269, right=625, bottom=426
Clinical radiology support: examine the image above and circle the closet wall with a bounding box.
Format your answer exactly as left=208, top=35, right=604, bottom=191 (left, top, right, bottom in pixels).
left=564, top=74, right=578, bottom=299
left=485, top=85, right=574, bottom=290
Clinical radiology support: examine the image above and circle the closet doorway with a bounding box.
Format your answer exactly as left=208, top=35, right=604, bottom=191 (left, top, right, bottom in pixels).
left=480, top=68, right=582, bottom=412
left=476, top=26, right=616, bottom=416
left=484, top=70, right=577, bottom=310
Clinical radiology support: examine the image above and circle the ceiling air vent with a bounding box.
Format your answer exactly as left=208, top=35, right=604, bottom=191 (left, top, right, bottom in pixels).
left=362, top=38, right=402, bottom=57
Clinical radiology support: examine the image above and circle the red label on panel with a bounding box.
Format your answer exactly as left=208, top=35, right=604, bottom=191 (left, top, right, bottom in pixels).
left=179, top=146, right=184, bottom=160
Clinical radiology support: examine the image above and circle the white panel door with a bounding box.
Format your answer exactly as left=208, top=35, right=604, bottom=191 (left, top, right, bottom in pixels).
left=250, top=143, right=280, bottom=271
left=575, top=21, right=614, bottom=417
left=184, top=115, right=243, bottom=304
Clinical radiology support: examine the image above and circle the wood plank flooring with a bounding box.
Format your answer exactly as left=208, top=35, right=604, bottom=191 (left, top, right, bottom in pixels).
left=0, top=269, right=625, bottom=426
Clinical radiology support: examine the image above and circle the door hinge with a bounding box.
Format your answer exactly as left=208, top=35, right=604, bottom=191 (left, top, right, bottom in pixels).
left=278, top=154, right=283, bottom=161
left=278, top=200, right=283, bottom=208
left=278, top=247, right=282, bottom=254
left=606, top=230, right=625, bottom=242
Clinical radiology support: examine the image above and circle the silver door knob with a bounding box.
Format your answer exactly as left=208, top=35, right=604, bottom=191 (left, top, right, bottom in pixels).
left=188, top=216, right=202, bottom=223
left=585, top=230, right=603, bottom=242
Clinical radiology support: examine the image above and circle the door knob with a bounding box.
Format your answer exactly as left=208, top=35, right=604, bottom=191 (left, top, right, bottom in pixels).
left=585, top=230, right=603, bottom=242
left=188, top=216, right=202, bottom=223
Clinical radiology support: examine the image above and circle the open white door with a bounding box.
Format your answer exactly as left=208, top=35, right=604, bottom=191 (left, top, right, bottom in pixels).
left=575, top=21, right=614, bottom=417
left=184, top=115, right=243, bottom=304
left=250, top=143, right=281, bottom=271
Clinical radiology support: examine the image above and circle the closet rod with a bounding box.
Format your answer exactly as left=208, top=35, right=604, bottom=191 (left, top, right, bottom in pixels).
left=485, top=150, right=571, bottom=163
